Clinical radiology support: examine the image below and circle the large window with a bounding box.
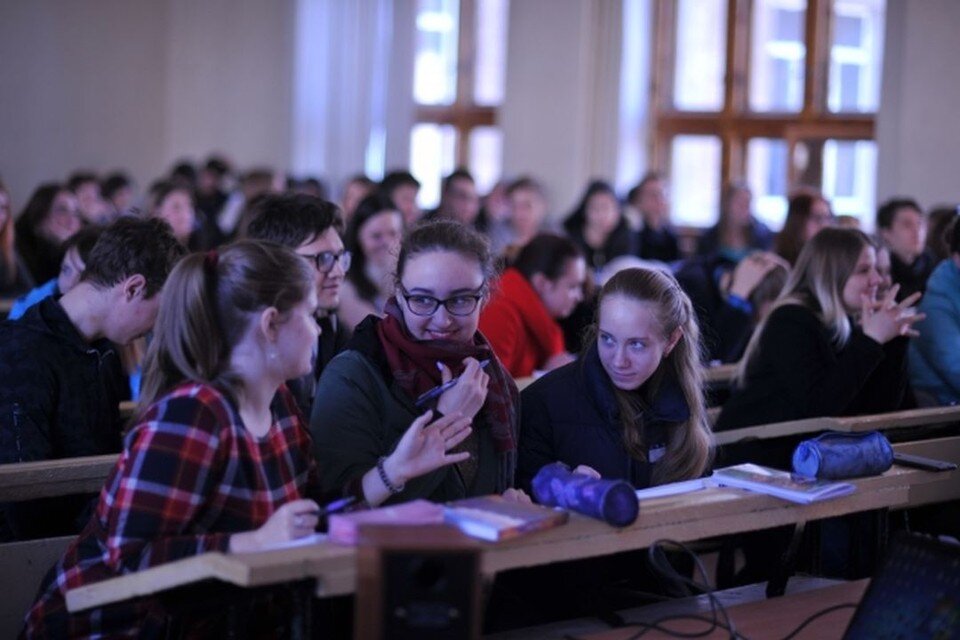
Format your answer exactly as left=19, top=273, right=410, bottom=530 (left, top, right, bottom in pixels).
left=410, top=0, right=509, bottom=207
left=652, top=0, right=885, bottom=229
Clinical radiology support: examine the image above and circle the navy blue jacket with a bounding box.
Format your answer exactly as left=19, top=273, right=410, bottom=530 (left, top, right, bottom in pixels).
left=518, top=343, right=690, bottom=491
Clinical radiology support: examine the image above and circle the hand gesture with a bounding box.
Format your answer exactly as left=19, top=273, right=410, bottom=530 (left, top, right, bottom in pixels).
left=572, top=464, right=602, bottom=479
left=230, top=498, right=319, bottom=552
left=501, top=488, right=532, bottom=503
left=383, top=411, right=473, bottom=487
left=436, top=357, right=489, bottom=419
left=728, top=252, right=789, bottom=299
left=860, top=285, right=925, bottom=344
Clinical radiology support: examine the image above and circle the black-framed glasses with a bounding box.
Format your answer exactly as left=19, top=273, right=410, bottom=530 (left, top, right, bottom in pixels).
left=299, top=250, right=351, bottom=273
left=398, top=284, right=485, bottom=317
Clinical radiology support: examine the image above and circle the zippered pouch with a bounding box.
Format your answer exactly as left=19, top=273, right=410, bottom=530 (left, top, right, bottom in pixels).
left=792, top=430, right=894, bottom=479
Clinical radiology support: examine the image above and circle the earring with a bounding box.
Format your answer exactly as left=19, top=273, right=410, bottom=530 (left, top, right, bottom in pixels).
left=268, top=348, right=279, bottom=361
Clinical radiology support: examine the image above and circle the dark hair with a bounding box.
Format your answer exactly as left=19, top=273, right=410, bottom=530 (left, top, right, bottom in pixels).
left=563, top=179, right=619, bottom=235
left=346, top=193, right=403, bottom=301
left=16, top=183, right=64, bottom=234
left=169, top=161, right=197, bottom=188
left=80, top=217, right=186, bottom=298
left=876, top=197, right=922, bottom=230
left=62, top=225, right=104, bottom=263
left=149, top=181, right=193, bottom=213
left=441, top=168, right=475, bottom=195
left=380, top=170, right=420, bottom=195
left=395, top=219, right=496, bottom=287
left=505, top=175, right=544, bottom=198
left=245, top=193, right=343, bottom=248
left=203, top=156, right=231, bottom=177
left=926, top=205, right=959, bottom=261
left=626, top=171, right=664, bottom=205
left=512, top=234, right=583, bottom=281
left=138, top=240, right=314, bottom=412
left=100, top=173, right=132, bottom=200
left=67, top=172, right=99, bottom=193
left=775, top=190, right=829, bottom=265
left=346, top=174, right=376, bottom=190
left=951, top=214, right=960, bottom=255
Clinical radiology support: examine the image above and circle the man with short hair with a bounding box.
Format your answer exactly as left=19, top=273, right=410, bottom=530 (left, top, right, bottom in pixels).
left=626, top=172, right=680, bottom=263
left=431, top=169, right=481, bottom=226
left=0, top=217, right=184, bottom=539
left=245, top=193, right=352, bottom=415
left=877, top=198, right=936, bottom=301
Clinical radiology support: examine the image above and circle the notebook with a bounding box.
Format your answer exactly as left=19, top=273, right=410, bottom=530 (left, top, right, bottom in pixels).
left=843, top=533, right=960, bottom=639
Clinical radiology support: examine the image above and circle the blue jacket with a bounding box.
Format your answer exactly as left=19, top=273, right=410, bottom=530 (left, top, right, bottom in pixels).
left=909, top=258, right=960, bottom=404
left=518, top=343, right=690, bottom=491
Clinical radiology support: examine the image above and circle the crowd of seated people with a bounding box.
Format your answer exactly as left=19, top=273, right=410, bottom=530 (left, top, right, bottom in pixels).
left=1, top=157, right=957, bottom=636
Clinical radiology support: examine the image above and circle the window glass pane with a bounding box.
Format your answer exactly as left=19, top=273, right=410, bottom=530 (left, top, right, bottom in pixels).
left=747, top=138, right=789, bottom=230
left=749, top=0, right=807, bottom=112
left=670, top=135, right=721, bottom=227
left=822, top=139, right=877, bottom=229
left=468, top=126, right=503, bottom=195
left=410, top=123, right=458, bottom=208
left=414, top=0, right=460, bottom=106
left=674, top=0, right=726, bottom=111
left=829, top=0, right=885, bottom=113
left=474, top=0, right=509, bottom=106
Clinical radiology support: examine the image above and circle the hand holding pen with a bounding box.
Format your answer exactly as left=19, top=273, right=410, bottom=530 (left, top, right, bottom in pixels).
left=424, top=358, right=490, bottom=419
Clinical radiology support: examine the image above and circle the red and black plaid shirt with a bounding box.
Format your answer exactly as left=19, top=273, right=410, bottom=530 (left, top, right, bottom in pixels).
left=23, top=382, right=319, bottom=639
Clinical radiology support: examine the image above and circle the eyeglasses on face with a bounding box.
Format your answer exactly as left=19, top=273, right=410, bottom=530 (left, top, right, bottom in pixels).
left=398, top=284, right=485, bottom=317
left=299, top=250, right=352, bottom=273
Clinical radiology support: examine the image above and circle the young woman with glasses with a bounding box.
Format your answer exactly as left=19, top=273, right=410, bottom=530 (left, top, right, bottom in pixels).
left=310, top=219, right=526, bottom=505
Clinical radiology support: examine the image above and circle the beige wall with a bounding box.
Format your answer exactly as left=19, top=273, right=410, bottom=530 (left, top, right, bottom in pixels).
left=876, top=0, right=960, bottom=209
left=0, top=0, right=294, bottom=206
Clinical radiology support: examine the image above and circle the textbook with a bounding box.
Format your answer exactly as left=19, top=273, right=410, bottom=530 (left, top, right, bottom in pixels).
left=635, top=478, right=712, bottom=501
left=712, top=463, right=856, bottom=504
left=443, top=495, right=569, bottom=542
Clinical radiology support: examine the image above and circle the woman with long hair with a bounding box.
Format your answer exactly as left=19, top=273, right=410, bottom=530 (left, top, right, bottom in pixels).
left=14, top=182, right=83, bottom=283
left=697, top=182, right=774, bottom=261
left=562, top=180, right=631, bottom=275
left=0, top=180, right=34, bottom=297
left=518, top=267, right=712, bottom=490
left=774, top=190, right=834, bottom=265
left=24, top=240, right=470, bottom=637
left=312, top=220, right=524, bottom=504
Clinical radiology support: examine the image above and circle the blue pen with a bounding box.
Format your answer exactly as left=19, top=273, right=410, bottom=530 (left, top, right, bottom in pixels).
left=415, top=359, right=491, bottom=407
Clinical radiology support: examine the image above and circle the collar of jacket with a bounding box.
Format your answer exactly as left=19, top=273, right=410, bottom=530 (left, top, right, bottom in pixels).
left=21, top=296, right=114, bottom=356
left=579, top=340, right=690, bottom=427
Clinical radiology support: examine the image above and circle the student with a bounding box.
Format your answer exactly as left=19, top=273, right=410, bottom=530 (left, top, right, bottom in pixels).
left=563, top=180, right=631, bottom=275
left=716, top=228, right=923, bottom=463
left=0, top=180, right=33, bottom=298
left=0, top=218, right=184, bottom=540
left=479, top=234, right=585, bottom=378
left=67, top=171, right=110, bottom=225
left=245, top=193, right=352, bottom=415
left=428, top=169, right=481, bottom=227
left=8, top=225, right=102, bottom=320
left=774, top=190, right=834, bottom=266
left=379, top=170, right=421, bottom=226
left=148, top=181, right=199, bottom=248
left=518, top=267, right=712, bottom=490
left=311, top=220, right=524, bottom=505
left=697, top=183, right=774, bottom=261
left=15, top=183, right=83, bottom=283
left=340, top=173, right=375, bottom=223
left=909, top=221, right=960, bottom=405
left=337, top=192, right=404, bottom=330
left=625, top=172, right=681, bottom=263
left=876, top=198, right=937, bottom=301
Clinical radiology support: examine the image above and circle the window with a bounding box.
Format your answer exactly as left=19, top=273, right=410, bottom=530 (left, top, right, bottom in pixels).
left=650, top=0, right=885, bottom=230
left=410, top=0, right=509, bottom=208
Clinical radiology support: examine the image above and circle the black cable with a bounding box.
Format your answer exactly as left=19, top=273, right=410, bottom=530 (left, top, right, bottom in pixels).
left=775, top=602, right=857, bottom=640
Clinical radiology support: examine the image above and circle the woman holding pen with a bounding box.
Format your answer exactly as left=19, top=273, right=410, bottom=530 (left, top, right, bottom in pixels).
left=25, top=240, right=472, bottom=637
left=311, top=220, right=525, bottom=505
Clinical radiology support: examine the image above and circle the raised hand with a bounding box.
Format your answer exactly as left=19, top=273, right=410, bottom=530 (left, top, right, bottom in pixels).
left=860, top=285, right=925, bottom=344
left=436, top=357, right=489, bottom=419
left=382, top=410, right=473, bottom=488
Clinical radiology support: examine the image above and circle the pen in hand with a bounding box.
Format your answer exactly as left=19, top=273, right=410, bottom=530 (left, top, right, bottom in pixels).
left=415, top=359, right=490, bottom=407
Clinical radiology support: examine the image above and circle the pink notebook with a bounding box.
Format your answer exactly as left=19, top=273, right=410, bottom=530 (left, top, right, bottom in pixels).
left=327, top=499, right=445, bottom=545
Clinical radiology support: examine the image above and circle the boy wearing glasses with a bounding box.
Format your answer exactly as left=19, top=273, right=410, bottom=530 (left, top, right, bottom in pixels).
left=245, top=193, right=352, bottom=415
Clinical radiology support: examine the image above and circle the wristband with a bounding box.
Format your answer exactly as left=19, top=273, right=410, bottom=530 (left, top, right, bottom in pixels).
left=726, top=293, right=754, bottom=315
left=376, top=456, right=405, bottom=494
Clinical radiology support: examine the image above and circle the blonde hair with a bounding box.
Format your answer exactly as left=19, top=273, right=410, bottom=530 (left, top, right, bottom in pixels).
left=593, top=268, right=713, bottom=483
left=138, top=240, right=314, bottom=414
left=737, top=227, right=873, bottom=386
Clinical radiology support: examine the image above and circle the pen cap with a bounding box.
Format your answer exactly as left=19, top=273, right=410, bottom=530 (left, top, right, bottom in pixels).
left=532, top=462, right=639, bottom=527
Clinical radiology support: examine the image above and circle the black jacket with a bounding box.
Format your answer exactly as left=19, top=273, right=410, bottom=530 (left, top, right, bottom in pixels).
left=286, top=313, right=352, bottom=418
left=890, top=249, right=937, bottom=302
left=0, top=297, right=125, bottom=539
left=715, top=304, right=909, bottom=467
left=518, top=343, right=689, bottom=492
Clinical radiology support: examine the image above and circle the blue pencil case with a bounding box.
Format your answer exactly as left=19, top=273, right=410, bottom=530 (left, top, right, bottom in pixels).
left=792, top=430, right=894, bottom=479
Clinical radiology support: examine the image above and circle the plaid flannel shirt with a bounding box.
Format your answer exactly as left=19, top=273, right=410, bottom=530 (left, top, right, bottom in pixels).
left=23, top=382, right=319, bottom=639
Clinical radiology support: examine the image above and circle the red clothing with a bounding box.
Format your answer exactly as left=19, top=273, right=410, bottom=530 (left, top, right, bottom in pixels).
left=479, top=268, right=566, bottom=378
left=23, top=382, right=319, bottom=639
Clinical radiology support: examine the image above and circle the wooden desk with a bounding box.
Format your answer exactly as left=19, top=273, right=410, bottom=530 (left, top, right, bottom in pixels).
left=66, top=467, right=917, bottom=613
left=713, top=405, right=960, bottom=446
left=0, top=454, right=117, bottom=501
left=0, top=298, right=13, bottom=319
left=579, top=579, right=867, bottom=639
left=894, top=436, right=960, bottom=507
left=703, top=362, right=738, bottom=386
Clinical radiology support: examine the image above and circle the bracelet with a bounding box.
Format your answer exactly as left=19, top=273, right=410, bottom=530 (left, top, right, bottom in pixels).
left=377, top=456, right=405, bottom=494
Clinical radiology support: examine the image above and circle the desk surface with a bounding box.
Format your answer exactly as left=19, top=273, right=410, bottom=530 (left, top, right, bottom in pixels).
left=66, top=465, right=921, bottom=613
left=579, top=579, right=867, bottom=640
